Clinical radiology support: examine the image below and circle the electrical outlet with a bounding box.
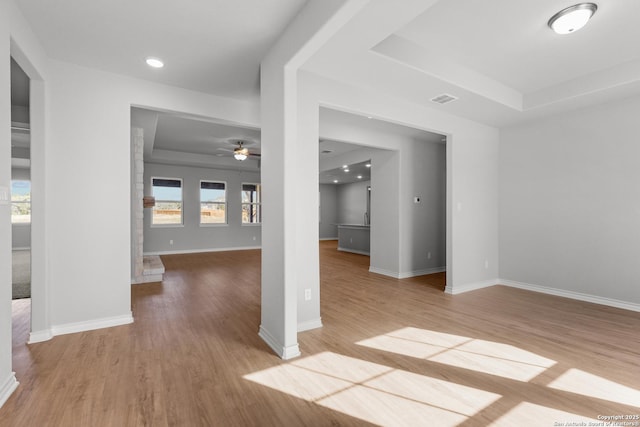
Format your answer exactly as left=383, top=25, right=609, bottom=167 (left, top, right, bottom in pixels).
left=253, top=236, right=256, bottom=241
left=427, top=252, right=431, bottom=260
left=304, top=289, right=311, bottom=301
left=485, top=259, right=489, bottom=269
left=169, top=240, right=174, bottom=245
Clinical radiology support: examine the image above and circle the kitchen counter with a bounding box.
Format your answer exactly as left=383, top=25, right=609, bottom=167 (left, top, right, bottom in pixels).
left=337, top=224, right=370, bottom=255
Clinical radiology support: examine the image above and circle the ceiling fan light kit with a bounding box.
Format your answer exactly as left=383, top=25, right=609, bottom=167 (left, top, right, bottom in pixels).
left=233, top=142, right=249, bottom=161
left=548, top=3, right=597, bottom=35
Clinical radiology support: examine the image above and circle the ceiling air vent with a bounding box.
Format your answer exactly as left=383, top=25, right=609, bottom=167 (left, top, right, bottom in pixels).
left=430, top=93, right=458, bottom=105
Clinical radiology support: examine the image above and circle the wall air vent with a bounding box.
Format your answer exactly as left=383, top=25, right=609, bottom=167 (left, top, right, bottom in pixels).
left=430, top=93, right=458, bottom=104
left=321, top=150, right=333, bottom=154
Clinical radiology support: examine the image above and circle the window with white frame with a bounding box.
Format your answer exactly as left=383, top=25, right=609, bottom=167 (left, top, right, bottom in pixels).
left=200, top=181, right=226, bottom=224
left=11, top=180, right=31, bottom=224
left=151, top=177, right=183, bottom=225
left=242, top=183, right=261, bottom=224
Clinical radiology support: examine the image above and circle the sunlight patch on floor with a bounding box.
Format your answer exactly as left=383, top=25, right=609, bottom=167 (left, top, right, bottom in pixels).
left=244, top=351, right=501, bottom=427
left=548, top=368, right=640, bottom=408
left=490, top=402, right=597, bottom=426
left=357, top=327, right=556, bottom=382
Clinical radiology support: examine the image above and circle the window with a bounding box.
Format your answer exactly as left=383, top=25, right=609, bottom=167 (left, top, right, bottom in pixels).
left=242, top=183, right=261, bottom=224
left=151, top=178, right=183, bottom=225
left=11, top=180, right=31, bottom=224
left=200, top=181, right=226, bottom=224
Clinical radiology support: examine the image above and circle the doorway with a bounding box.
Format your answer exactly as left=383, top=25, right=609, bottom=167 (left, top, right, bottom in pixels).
left=10, top=57, right=32, bottom=312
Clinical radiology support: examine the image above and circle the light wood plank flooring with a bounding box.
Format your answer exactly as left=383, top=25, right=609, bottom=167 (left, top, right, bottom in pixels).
left=1, top=241, right=639, bottom=426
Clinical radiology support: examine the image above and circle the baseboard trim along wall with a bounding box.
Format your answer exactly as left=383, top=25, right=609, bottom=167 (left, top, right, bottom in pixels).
left=370, top=266, right=446, bottom=279
left=144, top=246, right=261, bottom=256
left=298, top=318, right=323, bottom=332
left=48, top=313, right=134, bottom=338
left=338, top=247, right=370, bottom=256
left=500, top=279, right=640, bottom=313
left=259, top=325, right=301, bottom=360
left=0, top=372, right=18, bottom=408
left=319, top=237, right=338, bottom=241
left=28, top=329, right=53, bottom=344
left=445, top=279, right=498, bottom=295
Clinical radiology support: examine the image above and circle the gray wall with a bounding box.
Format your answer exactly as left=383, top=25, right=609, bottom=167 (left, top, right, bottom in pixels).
left=143, top=162, right=261, bottom=254
left=319, top=142, right=446, bottom=276
left=400, top=140, right=446, bottom=273
left=336, top=180, right=370, bottom=225
left=500, top=95, right=640, bottom=304
left=319, top=184, right=338, bottom=239
left=11, top=167, right=30, bottom=249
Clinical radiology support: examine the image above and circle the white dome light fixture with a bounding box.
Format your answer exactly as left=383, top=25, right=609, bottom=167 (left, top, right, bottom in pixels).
left=145, top=57, right=165, bottom=68
left=548, top=3, right=597, bottom=35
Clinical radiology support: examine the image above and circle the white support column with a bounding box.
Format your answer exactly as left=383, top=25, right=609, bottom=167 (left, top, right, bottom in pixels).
left=28, top=78, right=52, bottom=342
left=296, top=76, right=321, bottom=332
left=258, top=0, right=368, bottom=359
left=259, top=64, right=301, bottom=359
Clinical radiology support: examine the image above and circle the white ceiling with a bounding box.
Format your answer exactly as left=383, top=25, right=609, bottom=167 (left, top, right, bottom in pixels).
left=15, top=0, right=308, bottom=101
left=395, top=0, right=640, bottom=95
left=303, top=0, right=640, bottom=127
left=15, top=0, right=639, bottom=138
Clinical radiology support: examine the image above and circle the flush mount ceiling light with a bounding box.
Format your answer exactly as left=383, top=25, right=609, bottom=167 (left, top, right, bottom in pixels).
left=548, top=3, right=597, bottom=34
left=145, top=57, right=164, bottom=68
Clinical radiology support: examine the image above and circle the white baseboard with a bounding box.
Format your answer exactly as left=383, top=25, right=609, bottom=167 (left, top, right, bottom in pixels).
left=445, top=279, right=498, bottom=295
left=29, top=329, right=53, bottom=344
left=320, top=237, right=338, bottom=241
left=500, top=279, right=640, bottom=313
left=338, top=247, right=370, bottom=256
left=0, top=372, right=18, bottom=408
left=11, top=247, right=30, bottom=251
left=369, top=266, right=399, bottom=278
left=298, top=318, right=323, bottom=332
left=50, top=312, right=134, bottom=337
left=144, top=245, right=261, bottom=256
left=399, top=267, right=446, bottom=279
left=369, top=266, right=446, bottom=279
left=258, top=325, right=301, bottom=360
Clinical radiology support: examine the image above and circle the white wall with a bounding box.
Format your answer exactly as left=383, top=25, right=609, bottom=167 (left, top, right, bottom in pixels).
left=319, top=184, right=338, bottom=239
left=1, top=0, right=50, bottom=406
left=500, top=96, right=640, bottom=306
left=0, top=4, right=15, bottom=407
left=143, top=163, right=261, bottom=254
left=318, top=105, right=449, bottom=278
left=399, top=140, right=446, bottom=275
left=310, top=72, right=499, bottom=289
left=336, top=180, right=369, bottom=225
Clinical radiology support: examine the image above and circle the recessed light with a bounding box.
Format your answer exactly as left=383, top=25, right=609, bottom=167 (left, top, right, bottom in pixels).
left=365, top=163, right=371, bottom=168
left=367, top=116, right=373, bottom=119
left=548, top=3, right=597, bottom=35
left=333, top=180, right=338, bottom=183
left=357, top=175, right=362, bottom=179
left=344, top=169, right=349, bottom=173
left=342, top=165, right=348, bottom=169
left=145, top=57, right=164, bottom=68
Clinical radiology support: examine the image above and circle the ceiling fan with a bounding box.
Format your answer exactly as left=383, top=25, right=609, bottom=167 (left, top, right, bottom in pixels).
left=226, top=140, right=260, bottom=161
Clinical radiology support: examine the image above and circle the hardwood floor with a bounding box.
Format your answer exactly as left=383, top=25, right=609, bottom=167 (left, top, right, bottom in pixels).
left=1, top=240, right=639, bottom=426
